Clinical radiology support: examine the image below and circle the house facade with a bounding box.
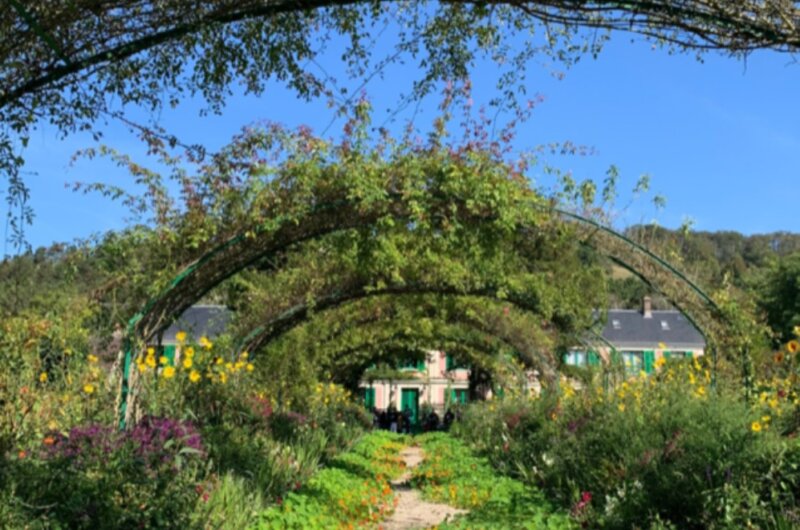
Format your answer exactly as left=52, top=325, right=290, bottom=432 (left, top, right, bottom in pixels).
left=357, top=351, right=470, bottom=424
left=564, top=297, right=706, bottom=375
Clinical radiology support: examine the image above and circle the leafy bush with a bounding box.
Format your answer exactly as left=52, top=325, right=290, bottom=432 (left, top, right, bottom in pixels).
left=5, top=416, right=206, bottom=528
left=454, top=361, right=800, bottom=529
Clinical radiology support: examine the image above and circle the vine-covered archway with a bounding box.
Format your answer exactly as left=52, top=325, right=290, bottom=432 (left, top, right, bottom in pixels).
left=117, top=125, right=741, bottom=427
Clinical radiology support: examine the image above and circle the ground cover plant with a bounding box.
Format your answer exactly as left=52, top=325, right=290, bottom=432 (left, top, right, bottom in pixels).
left=257, top=430, right=406, bottom=529
left=453, top=342, right=800, bottom=529
left=413, top=432, right=576, bottom=529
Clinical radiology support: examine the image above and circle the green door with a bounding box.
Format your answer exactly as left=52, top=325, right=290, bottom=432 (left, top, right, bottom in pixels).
left=400, top=389, right=419, bottom=426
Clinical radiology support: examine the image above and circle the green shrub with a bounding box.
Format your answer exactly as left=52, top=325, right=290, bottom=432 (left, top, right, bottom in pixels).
left=454, top=364, right=800, bottom=529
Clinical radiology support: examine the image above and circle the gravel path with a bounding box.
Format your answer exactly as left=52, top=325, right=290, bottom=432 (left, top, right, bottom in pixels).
left=379, top=446, right=466, bottom=530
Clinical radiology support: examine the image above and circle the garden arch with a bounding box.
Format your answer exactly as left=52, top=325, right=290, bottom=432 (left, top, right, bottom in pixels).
left=119, top=189, right=731, bottom=427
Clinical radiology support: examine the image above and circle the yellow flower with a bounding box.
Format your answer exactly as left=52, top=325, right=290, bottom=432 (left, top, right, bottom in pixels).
left=145, top=355, right=156, bottom=368
left=215, top=357, right=223, bottom=365
left=162, top=366, right=176, bottom=379
left=794, top=325, right=800, bottom=337
left=199, top=336, right=213, bottom=350
left=235, top=361, right=245, bottom=370
left=695, top=386, right=706, bottom=397
left=219, top=372, right=228, bottom=384
left=159, top=356, right=168, bottom=365
left=87, top=354, right=98, bottom=363
left=246, top=363, right=254, bottom=372
left=83, top=384, right=95, bottom=395
left=147, top=347, right=155, bottom=357
left=225, top=362, right=234, bottom=372
left=751, top=421, right=762, bottom=433
left=185, top=346, right=195, bottom=358
left=183, top=358, right=193, bottom=369
left=654, top=357, right=666, bottom=369
left=762, top=415, right=772, bottom=423
left=240, top=351, right=249, bottom=359
left=176, top=331, right=187, bottom=343
left=618, top=403, right=626, bottom=412
left=137, top=363, right=147, bottom=373
left=39, top=372, right=48, bottom=383
left=189, top=370, right=201, bottom=383
left=787, top=340, right=799, bottom=354
left=769, top=398, right=779, bottom=410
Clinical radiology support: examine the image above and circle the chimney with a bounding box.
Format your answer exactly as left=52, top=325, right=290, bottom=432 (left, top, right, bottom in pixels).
left=643, top=296, right=652, bottom=319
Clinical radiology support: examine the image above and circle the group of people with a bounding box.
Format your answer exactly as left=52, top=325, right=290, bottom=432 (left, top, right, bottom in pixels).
left=371, top=406, right=456, bottom=433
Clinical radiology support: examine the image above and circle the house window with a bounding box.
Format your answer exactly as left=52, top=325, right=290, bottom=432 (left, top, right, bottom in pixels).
left=451, top=389, right=469, bottom=405
left=564, top=351, right=600, bottom=367
left=664, top=350, right=692, bottom=360
left=446, top=355, right=468, bottom=371
left=621, top=351, right=642, bottom=375
left=563, top=351, right=586, bottom=366
left=399, top=358, right=426, bottom=371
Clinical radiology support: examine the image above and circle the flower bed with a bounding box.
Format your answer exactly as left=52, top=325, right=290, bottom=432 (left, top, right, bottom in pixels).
left=257, top=431, right=406, bottom=529
left=453, top=355, right=800, bottom=529
left=412, top=432, right=575, bottom=529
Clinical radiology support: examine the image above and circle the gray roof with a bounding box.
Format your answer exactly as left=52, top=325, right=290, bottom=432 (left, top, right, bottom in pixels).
left=161, top=305, right=232, bottom=344
left=600, top=309, right=705, bottom=350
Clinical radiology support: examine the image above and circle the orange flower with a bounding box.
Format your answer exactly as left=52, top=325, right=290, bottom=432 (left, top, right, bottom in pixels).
left=774, top=352, right=785, bottom=363
left=43, top=436, right=56, bottom=446
left=18, top=450, right=26, bottom=459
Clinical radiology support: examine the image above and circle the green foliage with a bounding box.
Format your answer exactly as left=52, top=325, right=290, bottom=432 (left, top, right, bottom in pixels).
left=754, top=252, right=800, bottom=345
left=257, top=430, right=406, bottom=529
left=413, top=432, right=576, bottom=529
left=190, top=473, right=267, bottom=530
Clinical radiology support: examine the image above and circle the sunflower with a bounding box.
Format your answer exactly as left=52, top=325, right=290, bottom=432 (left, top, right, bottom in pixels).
left=787, top=340, right=799, bottom=354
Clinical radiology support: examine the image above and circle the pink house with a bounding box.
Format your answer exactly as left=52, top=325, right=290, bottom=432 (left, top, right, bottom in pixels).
left=358, top=350, right=469, bottom=425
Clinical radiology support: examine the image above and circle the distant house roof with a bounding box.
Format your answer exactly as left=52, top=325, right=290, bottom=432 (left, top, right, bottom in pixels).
left=160, top=305, right=232, bottom=345
left=601, top=309, right=705, bottom=350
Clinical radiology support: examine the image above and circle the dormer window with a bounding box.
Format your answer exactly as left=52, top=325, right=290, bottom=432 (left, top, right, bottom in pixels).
left=661, top=321, right=670, bottom=330
left=612, top=319, right=621, bottom=330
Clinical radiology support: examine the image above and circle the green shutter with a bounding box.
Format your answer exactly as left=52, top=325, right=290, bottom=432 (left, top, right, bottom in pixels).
left=663, top=350, right=672, bottom=360
left=364, top=388, right=375, bottom=408
left=451, top=389, right=468, bottom=404
left=643, top=350, right=655, bottom=374
left=163, top=345, right=176, bottom=365
left=686, top=351, right=694, bottom=358
left=417, top=359, right=425, bottom=371
left=588, top=351, right=600, bottom=366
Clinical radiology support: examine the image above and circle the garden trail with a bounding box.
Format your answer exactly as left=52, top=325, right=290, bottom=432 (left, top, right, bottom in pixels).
left=380, top=445, right=466, bottom=530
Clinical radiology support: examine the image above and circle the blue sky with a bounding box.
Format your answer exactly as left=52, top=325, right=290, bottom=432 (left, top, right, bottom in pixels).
left=12, top=32, right=800, bottom=252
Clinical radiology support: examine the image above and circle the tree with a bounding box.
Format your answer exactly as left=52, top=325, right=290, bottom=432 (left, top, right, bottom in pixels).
left=3, top=1, right=800, bottom=247
left=755, top=252, right=800, bottom=345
